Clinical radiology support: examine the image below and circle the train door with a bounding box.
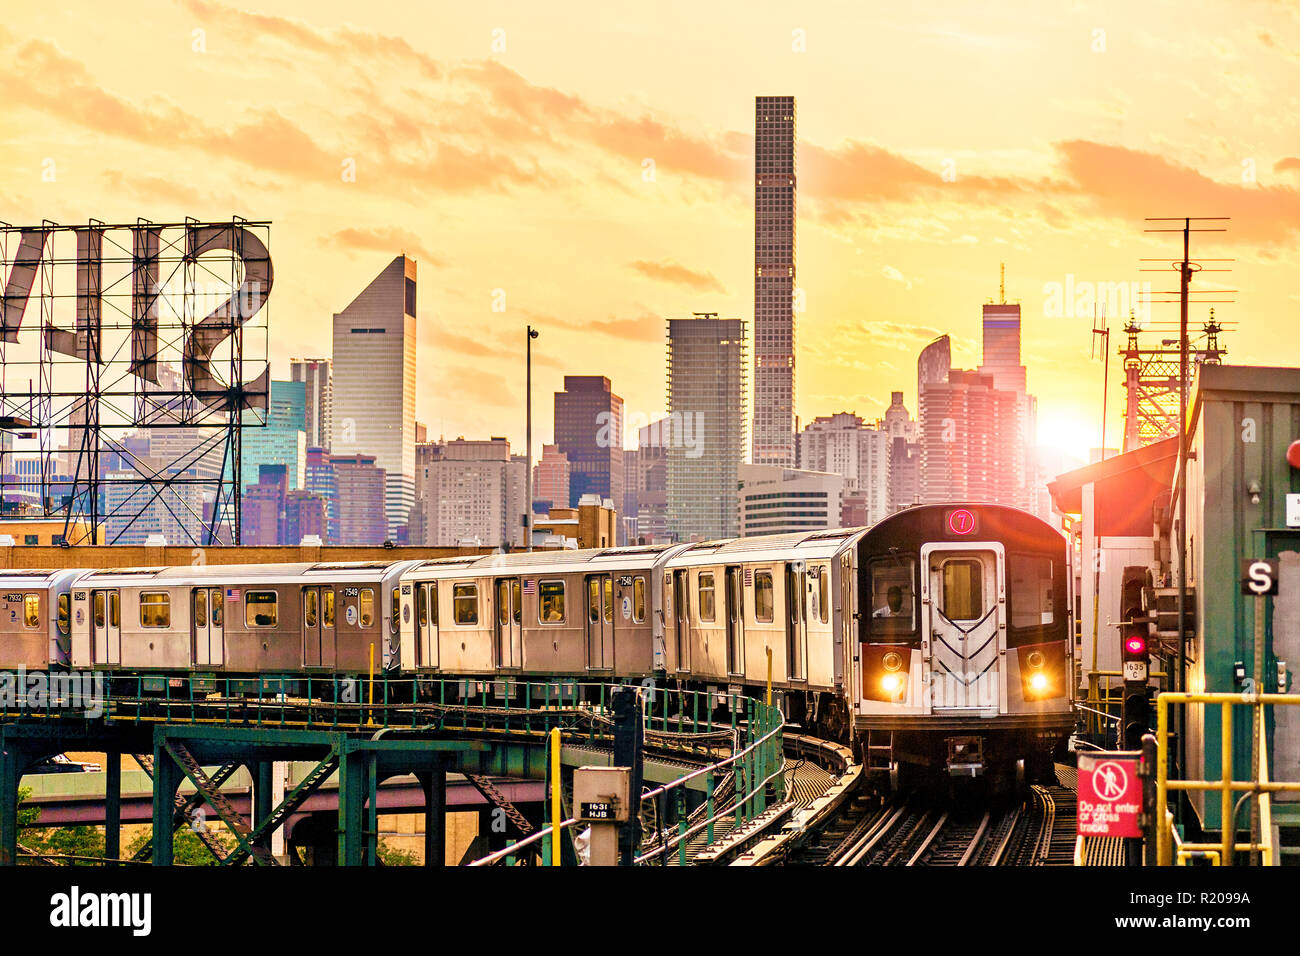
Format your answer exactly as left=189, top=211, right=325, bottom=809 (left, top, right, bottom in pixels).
left=192, top=588, right=223, bottom=666
left=786, top=562, right=807, bottom=681
left=725, top=566, right=744, bottom=676
left=495, top=578, right=522, bottom=669
left=417, top=582, right=439, bottom=668
left=673, top=570, right=689, bottom=671
left=922, top=545, right=1001, bottom=714
left=303, top=587, right=324, bottom=667
left=91, top=589, right=120, bottom=665
left=585, top=574, right=615, bottom=670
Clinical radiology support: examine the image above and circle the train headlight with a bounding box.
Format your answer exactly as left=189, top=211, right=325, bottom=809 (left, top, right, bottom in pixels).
left=1029, top=672, right=1049, bottom=693
left=1026, top=651, right=1045, bottom=670
left=882, top=651, right=904, bottom=672
left=881, top=673, right=903, bottom=696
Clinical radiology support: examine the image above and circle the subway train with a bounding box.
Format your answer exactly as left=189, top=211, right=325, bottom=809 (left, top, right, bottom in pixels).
left=0, top=503, right=1074, bottom=782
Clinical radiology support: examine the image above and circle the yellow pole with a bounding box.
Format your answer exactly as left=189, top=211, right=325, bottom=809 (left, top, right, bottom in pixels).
left=1221, top=701, right=1233, bottom=867
left=1156, top=695, right=1170, bottom=865
left=367, top=641, right=375, bottom=726
left=766, top=647, right=773, bottom=707
left=550, top=726, right=561, bottom=867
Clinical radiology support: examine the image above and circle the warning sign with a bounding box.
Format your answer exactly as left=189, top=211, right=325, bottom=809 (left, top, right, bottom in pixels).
left=1077, top=753, right=1143, bottom=838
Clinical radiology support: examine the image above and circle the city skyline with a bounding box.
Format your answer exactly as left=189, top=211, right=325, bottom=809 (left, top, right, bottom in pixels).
left=4, top=2, right=1300, bottom=468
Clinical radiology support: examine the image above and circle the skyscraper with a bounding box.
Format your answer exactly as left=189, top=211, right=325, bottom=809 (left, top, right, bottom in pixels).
left=331, top=453, right=387, bottom=546
left=919, top=370, right=1021, bottom=506
left=408, top=438, right=527, bottom=548
left=290, top=358, right=332, bottom=451
left=553, top=376, right=624, bottom=513
left=752, top=95, right=797, bottom=467
left=533, top=444, right=570, bottom=512
left=799, top=413, right=891, bottom=525
left=977, top=293, right=1038, bottom=513
left=330, top=256, right=418, bottom=539
left=240, top=379, right=306, bottom=493
left=667, top=315, right=747, bottom=541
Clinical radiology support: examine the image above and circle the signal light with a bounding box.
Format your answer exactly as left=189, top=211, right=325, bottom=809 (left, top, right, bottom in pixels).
left=1121, top=626, right=1152, bottom=749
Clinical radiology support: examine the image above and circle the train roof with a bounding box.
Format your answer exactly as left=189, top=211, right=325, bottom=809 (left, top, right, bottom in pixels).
left=0, top=568, right=85, bottom=587
left=72, top=560, right=421, bottom=586
left=664, top=528, right=867, bottom=568
left=406, top=543, right=689, bottom=579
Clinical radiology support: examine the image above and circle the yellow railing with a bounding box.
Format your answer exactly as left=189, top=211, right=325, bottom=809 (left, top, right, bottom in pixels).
left=1155, top=691, right=1300, bottom=866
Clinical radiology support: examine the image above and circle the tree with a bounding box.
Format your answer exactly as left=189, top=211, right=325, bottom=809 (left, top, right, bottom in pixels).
left=17, top=786, right=107, bottom=864
left=124, top=826, right=234, bottom=866
left=376, top=837, right=419, bottom=866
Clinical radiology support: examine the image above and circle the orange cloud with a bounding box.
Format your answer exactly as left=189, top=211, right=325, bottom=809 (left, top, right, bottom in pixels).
left=1055, top=140, right=1300, bottom=243
left=629, top=260, right=725, bottom=292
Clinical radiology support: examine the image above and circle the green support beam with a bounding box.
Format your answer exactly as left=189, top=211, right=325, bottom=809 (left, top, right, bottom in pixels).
left=0, top=743, right=18, bottom=867
left=150, top=738, right=183, bottom=867
left=105, top=751, right=121, bottom=862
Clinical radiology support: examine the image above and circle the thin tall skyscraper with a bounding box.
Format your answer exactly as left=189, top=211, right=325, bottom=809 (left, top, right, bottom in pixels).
left=752, top=95, right=797, bottom=467
left=330, top=255, right=418, bottom=540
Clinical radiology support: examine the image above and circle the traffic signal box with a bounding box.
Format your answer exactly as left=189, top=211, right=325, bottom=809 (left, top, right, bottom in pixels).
left=1121, top=629, right=1152, bottom=750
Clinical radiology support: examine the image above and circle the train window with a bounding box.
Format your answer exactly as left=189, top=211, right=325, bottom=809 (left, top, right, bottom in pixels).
left=754, top=571, right=774, bottom=623
left=869, top=558, right=916, bottom=635
left=23, top=593, right=39, bottom=628
left=213, top=595, right=223, bottom=628
left=304, top=589, right=318, bottom=628
left=540, top=581, right=566, bottom=624
left=418, top=585, right=428, bottom=627
left=453, top=584, right=478, bottom=625
left=57, top=594, right=70, bottom=637
left=392, top=587, right=401, bottom=633
left=360, top=589, right=375, bottom=628
left=498, top=582, right=510, bottom=627
left=513, top=580, right=523, bottom=625
left=603, top=578, right=613, bottom=624
left=1009, top=555, right=1055, bottom=629
left=194, top=590, right=207, bottom=626
left=428, top=584, right=437, bottom=626
left=818, top=568, right=829, bottom=624
left=323, top=589, right=334, bottom=628
left=587, top=579, right=600, bottom=624
left=94, top=592, right=105, bottom=628
left=110, top=592, right=120, bottom=629
left=246, top=591, right=278, bottom=628
left=140, top=592, right=171, bottom=628
left=940, top=560, right=983, bottom=620
left=698, top=573, right=716, bottom=622
left=633, top=576, right=646, bottom=623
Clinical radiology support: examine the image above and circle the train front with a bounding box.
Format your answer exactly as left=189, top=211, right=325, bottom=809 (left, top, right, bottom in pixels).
left=853, top=504, right=1074, bottom=786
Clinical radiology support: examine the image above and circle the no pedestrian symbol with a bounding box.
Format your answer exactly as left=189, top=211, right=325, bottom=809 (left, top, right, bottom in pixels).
left=1077, top=753, right=1142, bottom=838
left=1094, top=761, right=1127, bottom=800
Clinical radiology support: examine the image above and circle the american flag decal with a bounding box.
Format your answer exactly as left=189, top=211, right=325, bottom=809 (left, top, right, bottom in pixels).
left=226, top=588, right=240, bottom=601
left=523, top=579, right=535, bottom=594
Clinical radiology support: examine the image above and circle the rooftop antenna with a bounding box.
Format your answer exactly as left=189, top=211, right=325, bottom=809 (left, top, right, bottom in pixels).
left=999, top=263, right=1006, bottom=305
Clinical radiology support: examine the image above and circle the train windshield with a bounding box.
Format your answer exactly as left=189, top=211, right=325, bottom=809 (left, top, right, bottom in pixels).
left=868, top=557, right=916, bottom=637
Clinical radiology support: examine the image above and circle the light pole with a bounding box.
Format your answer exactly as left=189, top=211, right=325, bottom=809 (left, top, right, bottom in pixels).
left=526, top=326, right=539, bottom=552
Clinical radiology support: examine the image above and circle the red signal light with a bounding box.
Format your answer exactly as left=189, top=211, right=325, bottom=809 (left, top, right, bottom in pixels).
left=1288, top=440, right=1300, bottom=470
left=1125, top=635, right=1147, bottom=656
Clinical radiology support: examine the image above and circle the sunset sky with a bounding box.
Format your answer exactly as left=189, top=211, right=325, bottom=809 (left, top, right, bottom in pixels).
left=4, top=0, right=1300, bottom=465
